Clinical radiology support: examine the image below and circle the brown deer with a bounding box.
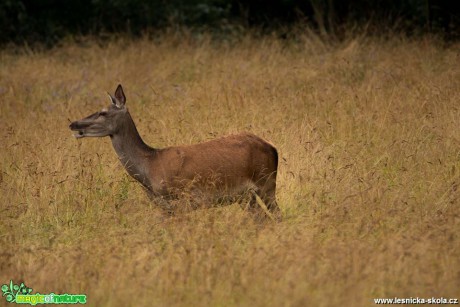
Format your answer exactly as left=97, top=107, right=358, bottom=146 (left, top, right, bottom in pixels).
left=69, top=85, right=280, bottom=219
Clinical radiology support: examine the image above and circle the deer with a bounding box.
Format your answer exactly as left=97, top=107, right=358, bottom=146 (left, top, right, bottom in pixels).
left=69, top=85, right=280, bottom=219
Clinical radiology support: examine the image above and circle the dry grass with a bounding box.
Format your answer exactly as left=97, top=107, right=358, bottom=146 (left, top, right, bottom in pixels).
left=0, top=33, right=459, bottom=306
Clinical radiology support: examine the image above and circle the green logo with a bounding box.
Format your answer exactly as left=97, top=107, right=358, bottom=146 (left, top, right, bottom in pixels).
left=1, top=280, right=86, bottom=305
left=1, top=281, right=32, bottom=303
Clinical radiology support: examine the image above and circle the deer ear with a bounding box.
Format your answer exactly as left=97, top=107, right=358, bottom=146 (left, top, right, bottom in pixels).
left=114, top=84, right=126, bottom=108
left=107, top=92, right=116, bottom=105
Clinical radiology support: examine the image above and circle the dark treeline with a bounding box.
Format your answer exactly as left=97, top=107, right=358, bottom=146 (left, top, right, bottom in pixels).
left=1, top=0, right=459, bottom=45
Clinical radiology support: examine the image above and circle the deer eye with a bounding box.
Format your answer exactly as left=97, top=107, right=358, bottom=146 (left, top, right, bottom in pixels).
left=99, top=111, right=107, bottom=116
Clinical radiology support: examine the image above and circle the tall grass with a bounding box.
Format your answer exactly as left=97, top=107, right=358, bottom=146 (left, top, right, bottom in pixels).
left=0, top=33, right=459, bottom=306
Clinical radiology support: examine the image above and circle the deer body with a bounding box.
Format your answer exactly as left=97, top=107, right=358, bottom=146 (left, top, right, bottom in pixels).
left=70, top=85, right=279, bottom=216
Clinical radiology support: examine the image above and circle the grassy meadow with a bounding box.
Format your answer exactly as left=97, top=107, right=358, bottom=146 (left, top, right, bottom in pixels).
left=0, top=33, right=459, bottom=306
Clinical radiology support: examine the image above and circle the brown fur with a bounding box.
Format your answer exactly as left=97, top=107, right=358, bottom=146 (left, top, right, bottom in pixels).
left=70, top=85, right=280, bottom=218
left=150, top=133, right=278, bottom=205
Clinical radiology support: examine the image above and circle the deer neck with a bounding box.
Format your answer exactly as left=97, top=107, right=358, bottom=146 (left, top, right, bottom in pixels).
left=110, top=111, right=156, bottom=190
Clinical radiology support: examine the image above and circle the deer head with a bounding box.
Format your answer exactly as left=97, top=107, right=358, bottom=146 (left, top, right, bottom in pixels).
left=69, top=84, right=128, bottom=138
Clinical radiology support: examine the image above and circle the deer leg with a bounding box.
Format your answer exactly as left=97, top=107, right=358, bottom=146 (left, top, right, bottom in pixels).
left=261, top=189, right=280, bottom=214
left=257, top=178, right=282, bottom=220
left=146, top=190, right=177, bottom=215
left=241, top=189, right=278, bottom=222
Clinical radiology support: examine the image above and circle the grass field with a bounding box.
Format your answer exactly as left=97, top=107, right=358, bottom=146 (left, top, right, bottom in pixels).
left=0, top=33, right=459, bottom=306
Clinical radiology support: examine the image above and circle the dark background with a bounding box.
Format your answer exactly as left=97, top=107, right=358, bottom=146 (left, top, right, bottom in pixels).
left=1, top=0, right=459, bottom=45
